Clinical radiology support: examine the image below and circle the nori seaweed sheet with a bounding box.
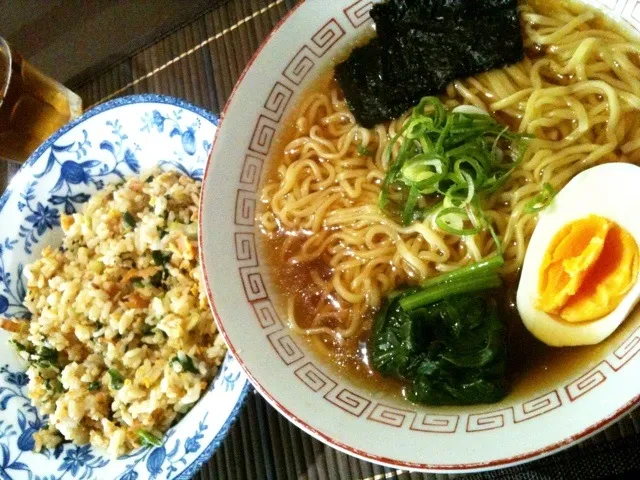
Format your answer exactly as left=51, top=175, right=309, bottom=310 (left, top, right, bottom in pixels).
left=371, top=0, right=518, bottom=36
left=335, top=0, right=524, bottom=128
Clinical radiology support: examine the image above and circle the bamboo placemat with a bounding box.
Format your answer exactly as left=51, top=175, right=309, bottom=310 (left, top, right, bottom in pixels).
left=10, top=0, right=639, bottom=478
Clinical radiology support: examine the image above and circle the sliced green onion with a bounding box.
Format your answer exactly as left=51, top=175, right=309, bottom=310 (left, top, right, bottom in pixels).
left=484, top=137, right=530, bottom=194
left=150, top=270, right=164, bottom=288
left=35, top=346, right=58, bottom=367
left=379, top=122, right=412, bottom=211
left=108, top=369, right=124, bottom=390
left=524, top=183, right=557, bottom=214
left=435, top=207, right=481, bottom=236
left=379, top=97, right=529, bottom=237
left=55, top=380, right=64, bottom=394
left=400, top=155, right=447, bottom=193
left=137, top=429, right=163, bottom=447
left=171, top=354, right=199, bottom=374
left=123, top=211, right=136, bottom=228
left=471, top=202, right=503, bottom=252
left=356, top=144, right=373, bottom=157
left=459, top=171, right=476, bottom=207
left=453, top=157, right=486, bottom=190
left=151, top=250, right=171, bottom=266
left=10, top=340, right=27, bottom=353
left=435, top=112, right=455, bottom=153
left=402, top=186, right=421, bottom=226
left=441, top=181, right=469, bottom=208
left=88, top=381, right=100, bottom=391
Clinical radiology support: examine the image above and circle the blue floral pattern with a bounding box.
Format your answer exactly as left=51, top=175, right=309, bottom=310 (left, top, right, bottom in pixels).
left=115, top=415, right=211, bottom=480
left=214, top=359, right=243, bottom=393
left=34, top=121, right=142, bottom=217
left=17, top=182, right=60, bottom=255
left=0, top=95, right=247, bottom=480
left=0, top=239, right=28, bottom=319
left=141, top=110, right=200, bottom=156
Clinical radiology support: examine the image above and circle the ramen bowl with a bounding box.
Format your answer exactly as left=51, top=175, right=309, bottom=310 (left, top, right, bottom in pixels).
left=200, top=0, right=640, bottom=472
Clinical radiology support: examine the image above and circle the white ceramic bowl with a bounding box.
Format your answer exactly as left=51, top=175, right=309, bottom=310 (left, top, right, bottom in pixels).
left=0, top=95, right=249, bottom=480
left=200, top=0, right=640, bottom=472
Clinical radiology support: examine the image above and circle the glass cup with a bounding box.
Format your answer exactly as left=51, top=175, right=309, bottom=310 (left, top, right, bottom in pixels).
left=0, top=37, right=83, bottom=163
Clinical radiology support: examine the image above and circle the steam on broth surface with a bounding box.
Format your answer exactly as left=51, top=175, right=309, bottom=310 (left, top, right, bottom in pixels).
left=259, top=0, right=640, bottom=402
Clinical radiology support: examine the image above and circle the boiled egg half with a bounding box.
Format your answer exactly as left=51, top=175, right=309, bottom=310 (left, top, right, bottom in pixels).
left=516, top=163, right=640, bottom=347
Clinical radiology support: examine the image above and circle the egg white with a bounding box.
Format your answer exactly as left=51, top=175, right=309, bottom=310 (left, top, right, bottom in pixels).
left=516, top=163, right=640, bottom=347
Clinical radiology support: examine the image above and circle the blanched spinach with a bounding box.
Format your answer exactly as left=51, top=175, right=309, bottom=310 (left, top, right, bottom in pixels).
left=370, top=288, right=421, bottom=378
left=371, top=292, right=508, bottom=405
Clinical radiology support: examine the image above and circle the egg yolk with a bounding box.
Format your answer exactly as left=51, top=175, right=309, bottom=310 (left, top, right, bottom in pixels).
left=537, top=215, right=639, bottom=322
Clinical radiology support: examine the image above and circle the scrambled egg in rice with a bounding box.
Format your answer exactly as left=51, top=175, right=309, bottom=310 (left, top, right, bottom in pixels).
left=3, top=170, right=225, bottom=457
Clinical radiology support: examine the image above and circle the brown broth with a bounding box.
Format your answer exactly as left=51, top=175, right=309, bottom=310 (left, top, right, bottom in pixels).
left=261, top=229, right=407, bottom=400
left=259, top=0, right=640, bottom=405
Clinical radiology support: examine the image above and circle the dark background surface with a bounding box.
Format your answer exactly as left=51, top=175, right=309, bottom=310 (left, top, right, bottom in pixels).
left=1, top=1, right=640, bottom=479
left=1, top=0, right=228, bottom=85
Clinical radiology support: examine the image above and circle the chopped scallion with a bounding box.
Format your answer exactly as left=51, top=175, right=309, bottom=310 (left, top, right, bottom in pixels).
left=356, top=144, right=373, bottom=157
left=171, top=355, right=199, bottom=374
left=10, top=340, right=27, bottom=353
left=379, top=96, right=530, bottom=236
left=151, top=250, right=171, bottom=266
left=123, top=212, right=136, bottom=228
left=36, top=346, right=58, bottom=367
left=435, top=207, right=482, bottom=236
left=108, top=369, right=124, bottom=390
left=142, top=324, right=155, bottom=335
left=137, top=429, right=162, bottom=447
left=150, top=270, right=164, bottom=288
left=524, top=183, right=556, bottom=214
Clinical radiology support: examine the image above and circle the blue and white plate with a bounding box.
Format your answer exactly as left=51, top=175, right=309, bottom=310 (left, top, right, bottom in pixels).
left=0, top=94, right=249, bottom=480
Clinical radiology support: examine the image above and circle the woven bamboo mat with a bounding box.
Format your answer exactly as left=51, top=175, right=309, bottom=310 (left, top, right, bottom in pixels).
left=13, top=0, right=640, bottom=478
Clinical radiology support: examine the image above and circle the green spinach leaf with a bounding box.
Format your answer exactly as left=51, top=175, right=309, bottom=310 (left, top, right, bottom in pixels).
left=370, top=292, right=508, bottom=405
left=370, top=288, right=421, bottom=378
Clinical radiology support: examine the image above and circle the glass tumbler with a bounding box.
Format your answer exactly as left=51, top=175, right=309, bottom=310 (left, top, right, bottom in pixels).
left=0, top=36, right=83, bottom=163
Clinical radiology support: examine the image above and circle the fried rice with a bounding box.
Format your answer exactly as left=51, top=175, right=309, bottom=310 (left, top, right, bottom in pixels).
left=4, top=170, right=225, bottom=457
